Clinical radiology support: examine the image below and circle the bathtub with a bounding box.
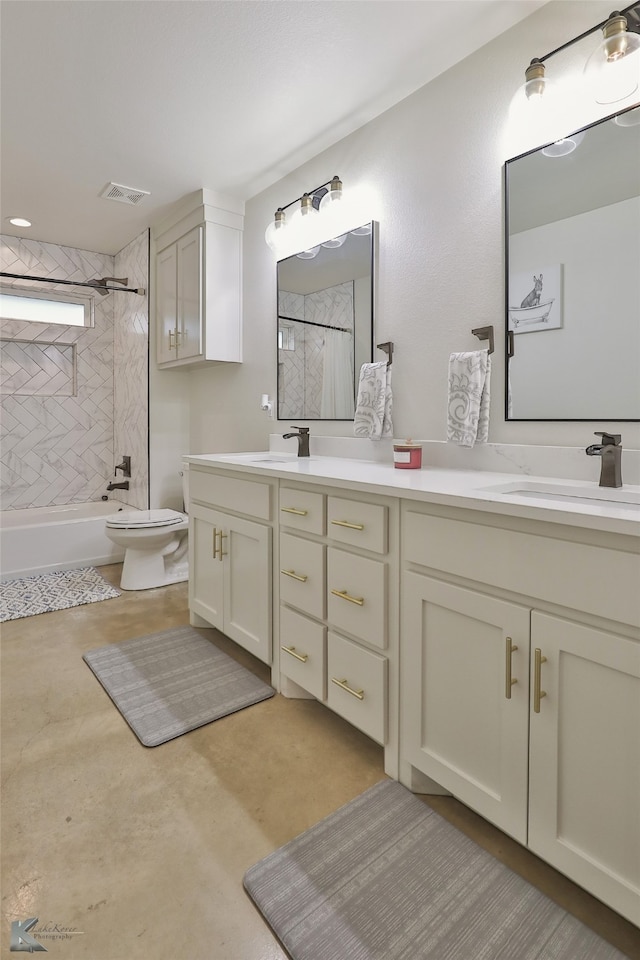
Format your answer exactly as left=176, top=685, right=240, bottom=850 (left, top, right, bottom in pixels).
left=0, top=500, right=129, bottom=581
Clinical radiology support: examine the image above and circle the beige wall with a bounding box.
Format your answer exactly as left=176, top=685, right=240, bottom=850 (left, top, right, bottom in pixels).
left=186, top=0, right=640, bottom=456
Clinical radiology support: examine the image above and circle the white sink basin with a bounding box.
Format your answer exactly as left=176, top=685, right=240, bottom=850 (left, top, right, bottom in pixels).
left=481, top=480, right=640, bottom=510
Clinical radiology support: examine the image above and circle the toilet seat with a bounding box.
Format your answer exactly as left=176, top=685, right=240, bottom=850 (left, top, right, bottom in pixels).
left=106, top=509, right=185, bottom=530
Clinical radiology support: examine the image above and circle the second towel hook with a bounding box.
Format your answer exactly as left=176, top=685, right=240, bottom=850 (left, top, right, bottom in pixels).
left=471, top=326, right=494, bottom=354
left=377, top=341, right=393, bottom=365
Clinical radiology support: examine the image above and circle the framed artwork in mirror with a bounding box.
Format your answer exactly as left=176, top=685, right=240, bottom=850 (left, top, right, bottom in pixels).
left=508, top=264, right=563, bottom=334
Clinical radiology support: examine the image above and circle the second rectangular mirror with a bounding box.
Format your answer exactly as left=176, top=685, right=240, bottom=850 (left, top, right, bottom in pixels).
left=277, top=223, right=375, bottom=420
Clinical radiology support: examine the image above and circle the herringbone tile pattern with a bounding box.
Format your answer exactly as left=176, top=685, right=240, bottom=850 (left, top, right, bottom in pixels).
left=0, top=233, right=148, bottom=511
left=113, top=231, right=149, bottom=510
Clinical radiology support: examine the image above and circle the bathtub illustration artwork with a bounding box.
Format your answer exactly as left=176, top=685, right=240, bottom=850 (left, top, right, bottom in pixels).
left=509, top=265, right=562, bottom=333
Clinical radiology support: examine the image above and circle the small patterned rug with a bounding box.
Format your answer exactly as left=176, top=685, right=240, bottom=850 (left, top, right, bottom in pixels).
left=244, top=779, right=628, bottom=960
left=0, top=566, right=119, bottom=622
left=83, top=625, right=275, bottom=746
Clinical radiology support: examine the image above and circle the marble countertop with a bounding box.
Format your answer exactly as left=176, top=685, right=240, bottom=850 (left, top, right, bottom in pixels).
left=184, top=451, right=640, bottom=538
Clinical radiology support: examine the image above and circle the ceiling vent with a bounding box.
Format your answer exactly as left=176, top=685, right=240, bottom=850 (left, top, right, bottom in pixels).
left=99, top=182, right=150, bottom=206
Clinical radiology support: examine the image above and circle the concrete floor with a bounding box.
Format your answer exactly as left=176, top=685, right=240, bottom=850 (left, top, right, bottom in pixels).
left=2, top=564, right=638, bottom=960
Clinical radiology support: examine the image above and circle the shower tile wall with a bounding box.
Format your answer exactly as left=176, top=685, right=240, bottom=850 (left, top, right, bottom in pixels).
left=113, top=231, right=149, bottom=511
left=278, top=283, right=354, bottom=419
left=0, top=233, right=149, bottom=511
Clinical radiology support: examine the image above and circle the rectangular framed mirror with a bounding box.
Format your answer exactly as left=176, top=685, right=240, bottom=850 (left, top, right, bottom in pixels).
left=277, top=223, right=375, bottom=420
left=505, top=104, right=640, bottom=421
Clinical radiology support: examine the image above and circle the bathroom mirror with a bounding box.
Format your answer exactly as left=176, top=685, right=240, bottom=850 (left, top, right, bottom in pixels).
left=505, top=104, right=640, bottom=421
left=277, top=223, right=375, bottom=420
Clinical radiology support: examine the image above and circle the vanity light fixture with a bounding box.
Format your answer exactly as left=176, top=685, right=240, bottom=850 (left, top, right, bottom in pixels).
left=523, top=4, right=640, bottom=109
left=265, top=176, right=372, bottom=259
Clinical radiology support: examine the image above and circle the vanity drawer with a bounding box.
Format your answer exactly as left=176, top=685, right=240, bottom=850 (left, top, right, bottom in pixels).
left=279, top=487, right=325, bottom=535
left=280, top=533, right=325, bottom=619
left=328, top=496, right=387, bottom=554
left=327, top=547, right=387, bottom=649
left=327, top=631, right=387, bottom=744
left=280, top=606, right=326, bottom=700
left=189, top=468, right=271, bottom=520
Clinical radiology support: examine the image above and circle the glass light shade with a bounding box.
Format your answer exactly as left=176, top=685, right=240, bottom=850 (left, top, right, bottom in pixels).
left=287, top=196, right=319, bottom=252
left=296, top=245, right=320, bottom=259
left=542, top=129, right=586, bottom=157
left=584, top=16, right=640, bottom=104
left=613, top=104, right=640, bottom=126
left=350, top=222, right=373, bottom=236
left=321, top=234, right=347, bottom=248
left=264, top=209, right=286, bottom=253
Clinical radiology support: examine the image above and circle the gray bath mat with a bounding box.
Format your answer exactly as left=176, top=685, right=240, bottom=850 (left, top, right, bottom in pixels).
left=0, top=566, right=119, bottom=622
left=84, top=625, right=275, bottom=746
left=244, top=779, right=627, bottom=960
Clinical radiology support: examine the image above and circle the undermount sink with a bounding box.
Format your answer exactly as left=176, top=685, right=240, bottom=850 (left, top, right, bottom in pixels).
left=480, top=479, right=640, bottom=510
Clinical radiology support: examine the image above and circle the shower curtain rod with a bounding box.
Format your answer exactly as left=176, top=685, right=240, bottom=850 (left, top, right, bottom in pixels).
left=278, top=314, right=351, bottom=333
left=0, top=272, right=146, bottom=295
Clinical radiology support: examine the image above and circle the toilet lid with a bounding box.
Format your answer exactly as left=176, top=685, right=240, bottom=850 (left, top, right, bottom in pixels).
left=106, top=509, right=185, bottom=529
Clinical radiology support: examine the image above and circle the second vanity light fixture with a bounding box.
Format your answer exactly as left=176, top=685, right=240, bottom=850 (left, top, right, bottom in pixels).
left=523, top=4, right=640, bottom=128
left=264, top=176, right=371, bottom=260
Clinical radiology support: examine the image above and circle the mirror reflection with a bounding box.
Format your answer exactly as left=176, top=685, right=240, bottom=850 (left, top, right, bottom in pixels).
left=505, top=105, right=640, bottom=421
left=277, top=224, right=375, bottom=420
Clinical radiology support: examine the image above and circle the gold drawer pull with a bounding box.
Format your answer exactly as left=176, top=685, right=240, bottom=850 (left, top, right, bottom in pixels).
left=331, top=519, right=365, bottom=531
left=281, top=645, right=309, bottom=663
left=505, top=636, right=518, bottom=699
left=281, top=569, right=308, bottom=582
left=533, top=648, right=547, bottom=714
left=331, top=677, right=364, bottom=700
left=212, top=527, right=218, bottom=559
left=217, top=531, right=227, bottom=561
left=281, top=506, right=308, bottom=516
left=331, top=589, right=364, bottom=606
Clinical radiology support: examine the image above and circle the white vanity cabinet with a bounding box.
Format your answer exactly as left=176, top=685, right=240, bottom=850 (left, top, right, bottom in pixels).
left=153, top=190, right=243, bottom=368
left=188, top=467, right=273, bottom=664
left=400, top=501, right=640, bottom=924
left=277, top=484, right=399, bottom=775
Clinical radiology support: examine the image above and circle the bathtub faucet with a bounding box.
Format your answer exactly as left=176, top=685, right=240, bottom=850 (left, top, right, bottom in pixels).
left=107, top=480, right=130, bottom=491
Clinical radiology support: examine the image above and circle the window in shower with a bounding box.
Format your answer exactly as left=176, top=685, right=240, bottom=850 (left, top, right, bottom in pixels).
left=0, top=288, right=93, bottom=326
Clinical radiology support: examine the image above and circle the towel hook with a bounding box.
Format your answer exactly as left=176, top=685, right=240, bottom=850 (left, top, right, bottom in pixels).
left=471, top=326, right=494, bottom=355
left=377, top=341, right=393, bottom=365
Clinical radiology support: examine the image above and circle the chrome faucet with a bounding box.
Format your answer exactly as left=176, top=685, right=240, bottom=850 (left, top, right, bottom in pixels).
left=585, top=432, right=622, bottom=488
left=283, top=426, right=310, bottom=458
left=107, top=480, right=130, bottom=491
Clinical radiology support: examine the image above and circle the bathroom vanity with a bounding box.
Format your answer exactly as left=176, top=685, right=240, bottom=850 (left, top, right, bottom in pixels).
left=184, top=447, right=640, bottom=926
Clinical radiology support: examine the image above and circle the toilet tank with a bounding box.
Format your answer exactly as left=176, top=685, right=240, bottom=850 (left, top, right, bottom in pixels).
left=181, top=462, right=190, bottom=514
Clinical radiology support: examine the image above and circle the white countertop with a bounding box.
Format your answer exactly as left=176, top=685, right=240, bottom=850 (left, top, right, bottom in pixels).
left=184, top=452, right=640, bottom=538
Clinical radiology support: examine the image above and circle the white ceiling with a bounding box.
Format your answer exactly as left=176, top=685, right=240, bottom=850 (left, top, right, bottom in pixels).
left=1, top=0, right=547, bottom=256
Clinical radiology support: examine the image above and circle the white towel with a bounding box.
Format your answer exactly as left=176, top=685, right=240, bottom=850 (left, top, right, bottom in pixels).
left=447, top=351, right=491, bottom=447
left=353, top=361, right=393, bottom=440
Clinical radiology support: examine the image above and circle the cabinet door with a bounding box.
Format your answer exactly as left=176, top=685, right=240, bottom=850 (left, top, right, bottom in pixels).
left=177, top=226, right=202, bottom=360
left=189, top=507, right=224, bottom=630
left=156, top=243, right=177, bottom=364
left=223, top=514, right=272, bottom=664
left=529, top=612, right=640, bottom=924
left=402, top=573, right=530, bottom=843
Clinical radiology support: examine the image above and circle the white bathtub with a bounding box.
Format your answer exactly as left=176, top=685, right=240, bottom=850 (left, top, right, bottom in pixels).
left=0, top=500, right=129, bottom=581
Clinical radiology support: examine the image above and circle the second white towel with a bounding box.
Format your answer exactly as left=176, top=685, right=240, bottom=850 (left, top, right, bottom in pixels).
left=447, top=350, right=491, bottom=447
left=353, top=361, right=393, bottom=440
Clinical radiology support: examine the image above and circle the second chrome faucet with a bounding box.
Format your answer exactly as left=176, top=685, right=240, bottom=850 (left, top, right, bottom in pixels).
left=585, top=431, right=622, bottom=488
left=283, top=426, right=310, bottom=458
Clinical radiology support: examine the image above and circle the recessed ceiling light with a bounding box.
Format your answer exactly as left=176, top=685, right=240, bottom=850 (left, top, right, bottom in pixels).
left=7, top=217, right=32, bottom=227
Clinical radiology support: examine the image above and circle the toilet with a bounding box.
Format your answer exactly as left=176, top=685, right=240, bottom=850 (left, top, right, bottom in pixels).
left=105, top=465, right=190, bottom=591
